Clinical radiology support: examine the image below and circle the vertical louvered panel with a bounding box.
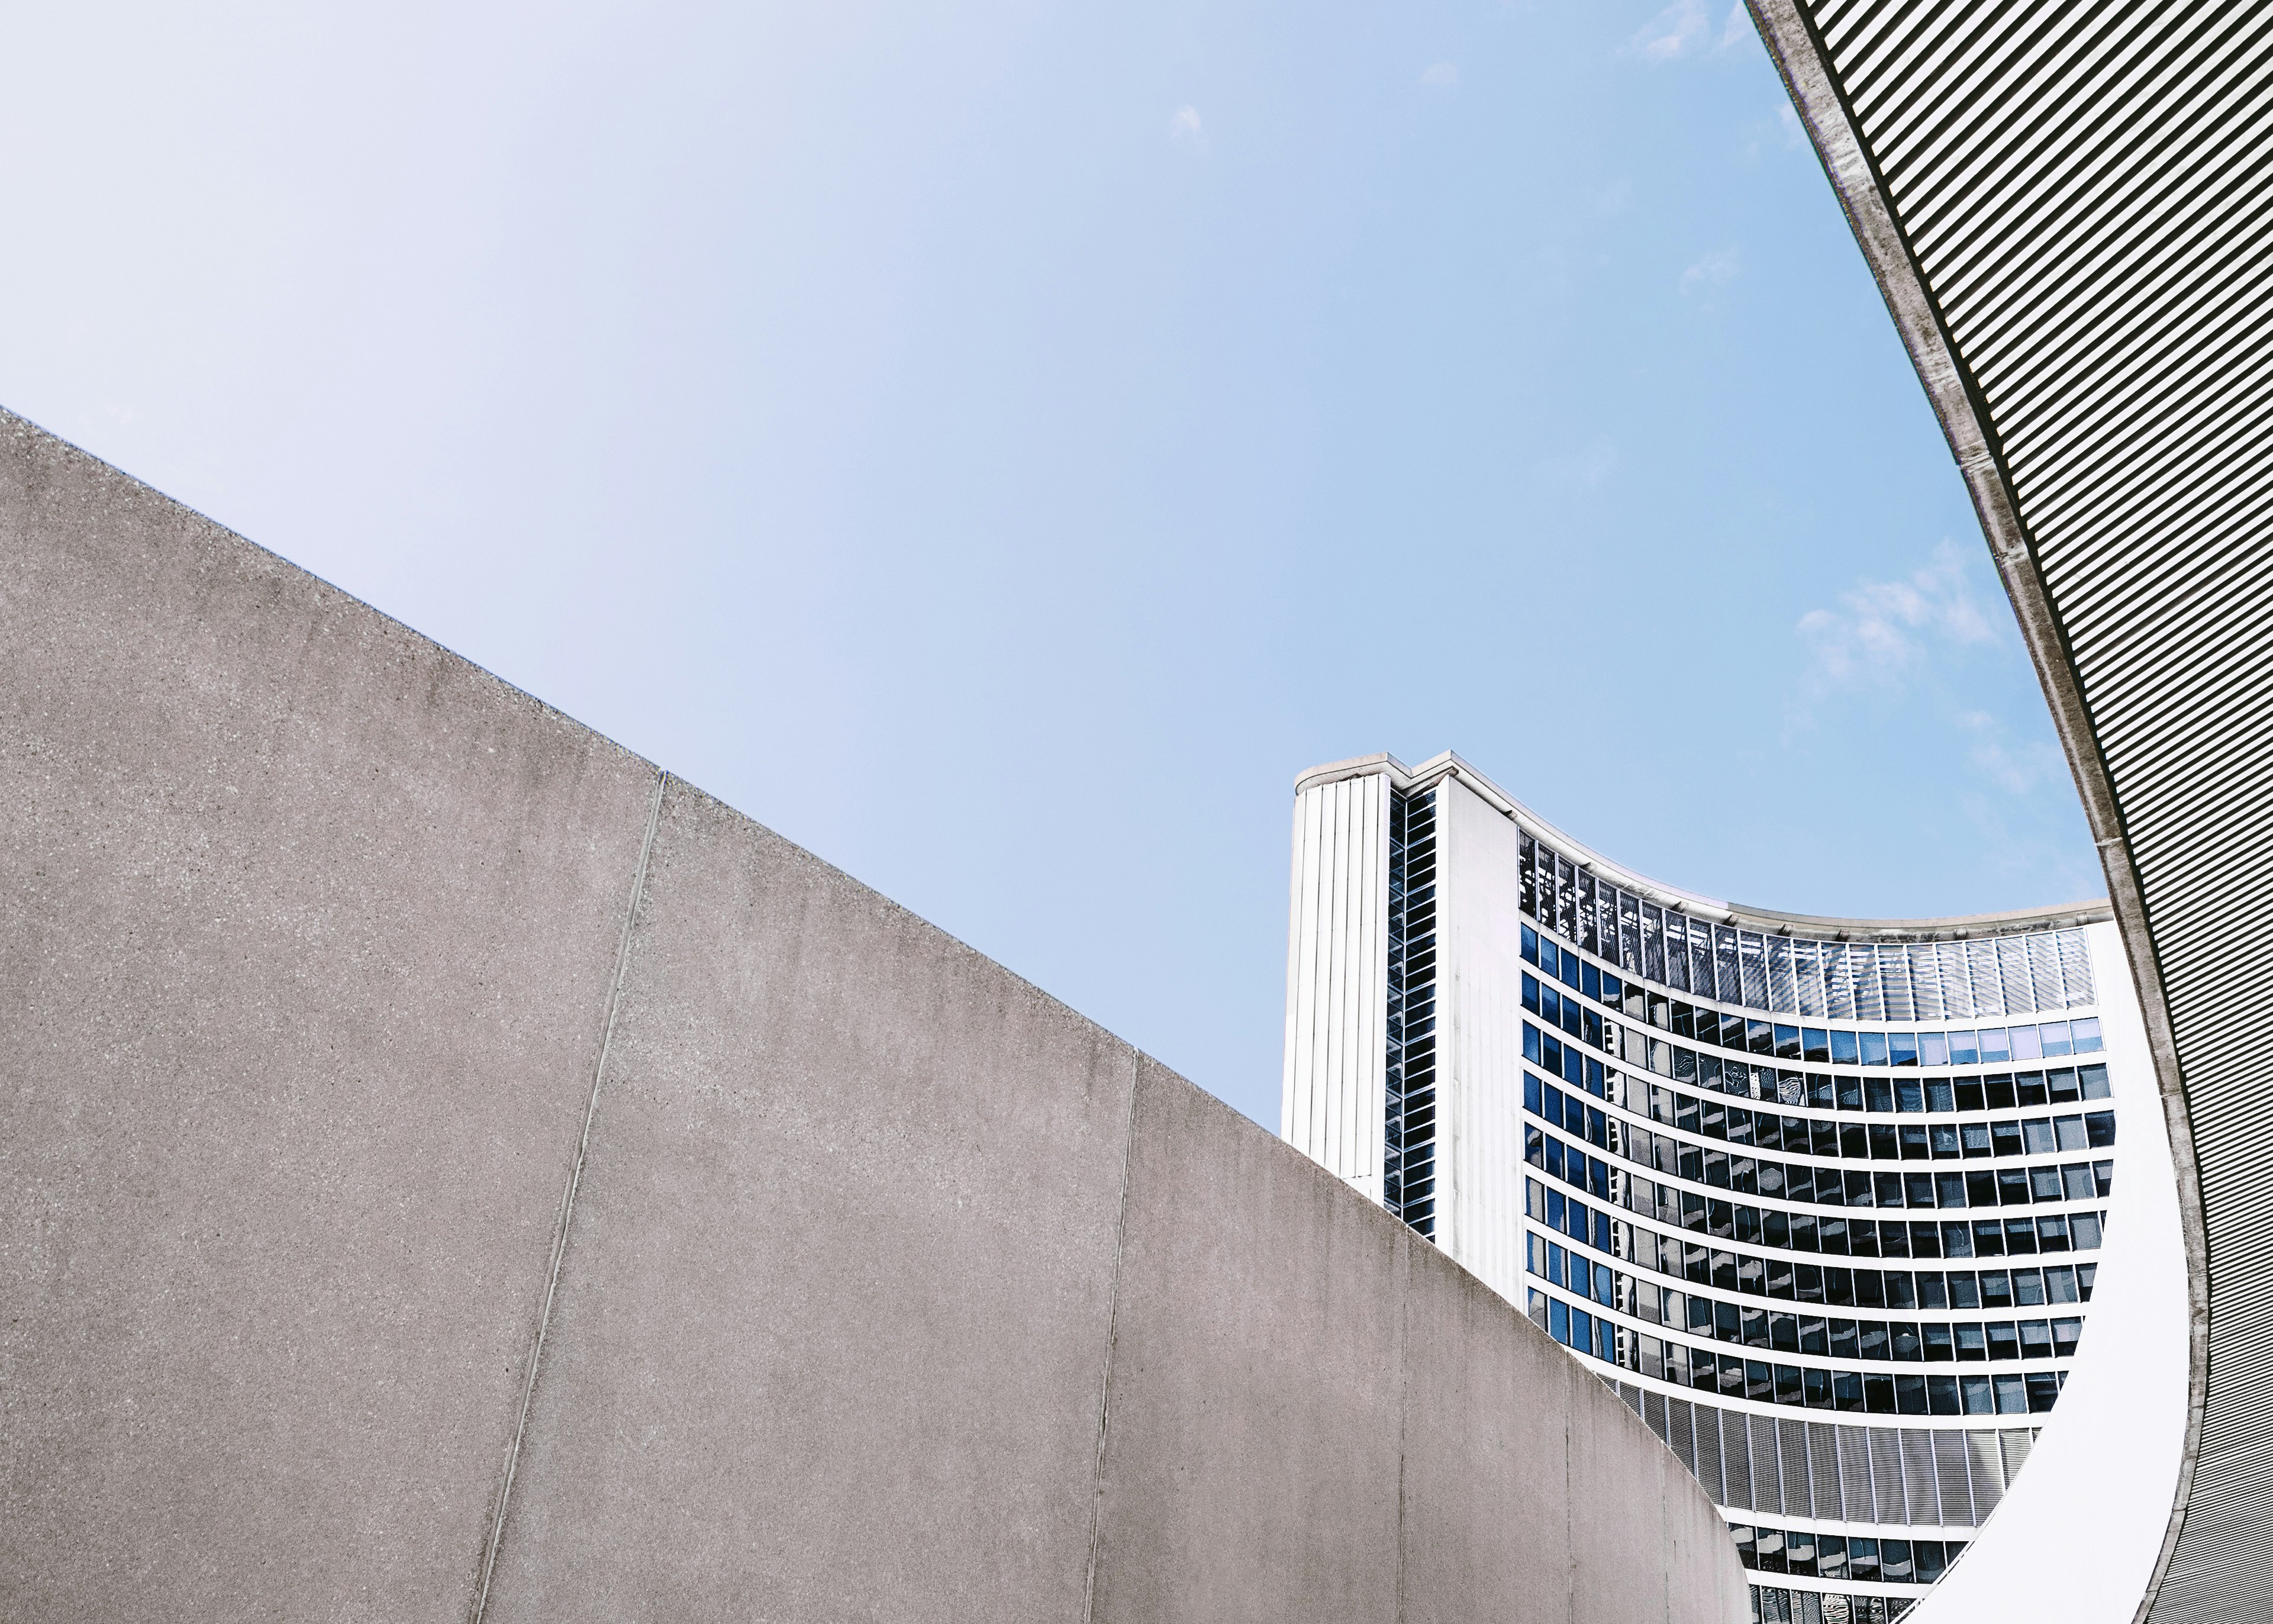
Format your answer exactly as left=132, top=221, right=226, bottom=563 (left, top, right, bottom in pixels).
left=1809, top=1421, right=1845, bottom=1521
left=1968, top=1429, right=2006, bottom=1521
left=1900, top=1429, right=1939, bottom=1525
left=1827, top=942, right=1857, bottom=1020
left=1723, top=1408, right=1754, bottom=1510
left=1694, top=1401, right=1724, bottom=1503
left=2001, top=1428, right=2034, bottom=1487
left=1937, top=940, right=1972, bottom=1020
left=1750, top=1412, right=1784, bottom=1515
left=1795, top=938, right=1826, bottom=1017
left=1779, top=1418, right=1813, bottom=1520
left=1934, top=1430, right=1975, bottom=1528
left=2027, top=933, right=2063, bottom=1013
left=1839, top=1426, right=1877, bottom=1524
left=1878, top=944, right=1913, bottom=1021
left=1997, top=937, right=2032, bottom=1016
left=2057, top=929, right=2095, bottom=1009
left=1769, top=936, right=1798, bottom=1014
left=1966, top=939, right=2004, bottom=1020
left=1908, top=943, right=1943, bottom=1022
left=1868, top=1428, right=1904, bottom=1524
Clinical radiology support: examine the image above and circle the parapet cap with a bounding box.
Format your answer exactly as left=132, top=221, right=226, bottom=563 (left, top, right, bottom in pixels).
left=1293, top=749, right=2112, bottom=943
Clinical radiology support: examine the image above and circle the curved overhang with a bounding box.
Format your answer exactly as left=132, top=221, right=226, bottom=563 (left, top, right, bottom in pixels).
left=1744, top=3, right=2264, bottom=1617
left=1297, top=749, right=2113, bottom=943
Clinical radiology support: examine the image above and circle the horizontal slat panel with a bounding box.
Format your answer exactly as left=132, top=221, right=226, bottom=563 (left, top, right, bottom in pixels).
left=1771, top=2, right=2273, bottom=1616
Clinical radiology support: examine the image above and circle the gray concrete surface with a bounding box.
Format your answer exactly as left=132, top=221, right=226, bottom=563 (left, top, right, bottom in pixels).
left=0, top=407, right=1749, bottom=1623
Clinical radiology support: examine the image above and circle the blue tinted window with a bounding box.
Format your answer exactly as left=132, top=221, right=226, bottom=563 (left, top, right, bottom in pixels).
left=1581, top=962, right=1601, bottom=1001
left=1948, top=1029, right=1979, bottom=1064
left=1520, top=924, right=1537, bottom=964
left=1830, top=1030, right=1859, bottom=1065
left=1979, top=1026, right=2011, bottom=1062
left=1523, top=1073, right=1542, bottom=1114
left=1549, top=1297, right=1569, bottom=1343
left=1803, top=1027, right=1830, bottom=1063
left=1890, top=1033, right=1919, bottom=1068
left=1859, top=1032, right=1890, bottom=1066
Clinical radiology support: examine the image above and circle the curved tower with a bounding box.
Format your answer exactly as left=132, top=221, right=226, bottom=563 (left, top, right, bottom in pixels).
left=1283, top=750, right=2155, bottom=1624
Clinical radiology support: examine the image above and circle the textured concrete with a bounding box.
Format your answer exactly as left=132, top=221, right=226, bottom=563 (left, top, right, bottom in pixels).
left=1089, top=1064, right=1405, bottom=1622
left=0, top=407, right=1748, bottom=1623
left=482, top=780, right=1139, bottom=1622
left=0, top=415, right=661, bottom=1624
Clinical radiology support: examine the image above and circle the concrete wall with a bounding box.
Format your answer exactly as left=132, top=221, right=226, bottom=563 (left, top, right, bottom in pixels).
left=0, top=408, right=1749, bottom=1624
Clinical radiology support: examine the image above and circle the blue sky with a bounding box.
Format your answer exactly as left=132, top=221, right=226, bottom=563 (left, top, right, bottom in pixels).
left=1, top=0, right=2097, bottom=1127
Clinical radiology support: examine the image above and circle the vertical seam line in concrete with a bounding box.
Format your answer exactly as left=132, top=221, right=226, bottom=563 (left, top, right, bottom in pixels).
left=1564, top=1367, right=1576, bottom=1624
left=469, top=766, right=667, bottom=1624
left=1078, top=1049, right=1143, bottom=1624
left=1393, top=1227, right=1411, bottom=1624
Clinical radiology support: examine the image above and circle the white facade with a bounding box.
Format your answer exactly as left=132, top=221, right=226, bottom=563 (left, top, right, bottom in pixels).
left=1284, top=750, right=2174, bottom=1623
left=1279, top=767, right=1388, bottom=1203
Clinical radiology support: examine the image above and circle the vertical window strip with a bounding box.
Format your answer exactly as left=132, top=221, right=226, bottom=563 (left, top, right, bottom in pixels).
left=1385, top=787, right=1439, bottom=1238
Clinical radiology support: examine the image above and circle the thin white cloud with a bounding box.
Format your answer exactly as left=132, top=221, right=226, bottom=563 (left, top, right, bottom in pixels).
left=1956, top=710, right=2067, bottom=797
left=1632, top=0, right=1755, bottom=61
left=1632, top=0, right=1710, bottom=61
left=1796, top=539, right=2000, bottom=694
left=1420, top=60, right=1459, bottom=88
left=1679, top=246, right=1742, bottom=295
left=1167, top=105, right=1207, bottom=153
left=1534, top=436, right=1618, bottom=490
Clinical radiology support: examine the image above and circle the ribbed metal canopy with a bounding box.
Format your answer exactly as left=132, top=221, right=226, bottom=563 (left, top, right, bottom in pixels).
left=1747, top=2, right=2273, bottom=1617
